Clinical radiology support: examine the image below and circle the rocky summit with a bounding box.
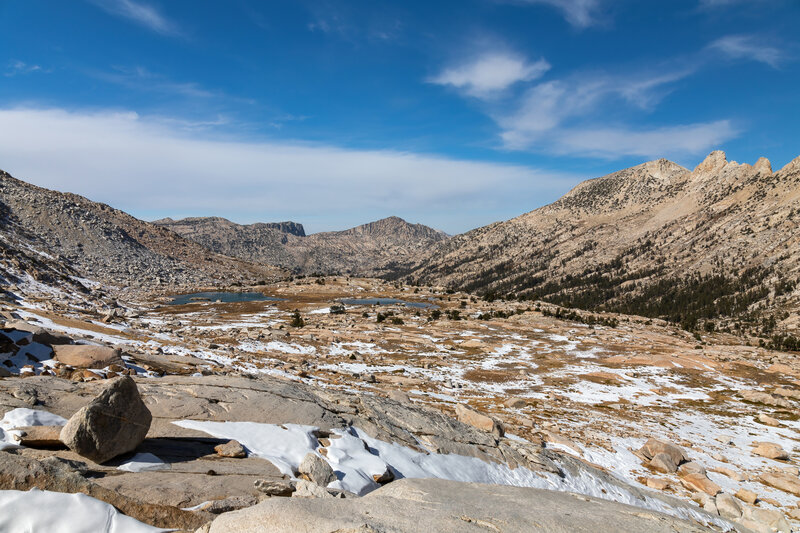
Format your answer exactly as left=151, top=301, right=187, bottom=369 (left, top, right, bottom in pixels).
left=1, top=159, right=799, bottom=533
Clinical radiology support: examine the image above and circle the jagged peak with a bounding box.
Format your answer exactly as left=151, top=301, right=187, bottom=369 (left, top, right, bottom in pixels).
left=693, top=150, right=727, bottom=174
left=753, top=157, right=772, bottom=175
left=778, top=155, right=800, bottom=175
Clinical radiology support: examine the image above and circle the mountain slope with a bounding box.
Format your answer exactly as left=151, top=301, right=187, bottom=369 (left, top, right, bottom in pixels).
left=405, top=152, right=800, bottom=337
left=156, top=215, right=449, bottom=276
left=0, top=170, right=281, bottom=294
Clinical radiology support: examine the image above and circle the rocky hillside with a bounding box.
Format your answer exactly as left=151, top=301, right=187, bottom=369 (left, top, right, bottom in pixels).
left=156, top=215, right=448, bottom=276
left=0, top=170, right=281, bottom=294
left=405, top=152, right=800, bottom=340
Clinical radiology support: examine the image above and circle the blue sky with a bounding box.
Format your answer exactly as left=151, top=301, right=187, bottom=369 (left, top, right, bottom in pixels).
left=0, top=0, right=798, bottom=234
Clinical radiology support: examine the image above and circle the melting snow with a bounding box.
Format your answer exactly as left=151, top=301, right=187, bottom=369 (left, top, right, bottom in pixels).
left=0, top=489, right=165, bottom=532
left=173, top=419, right=728, bottom=528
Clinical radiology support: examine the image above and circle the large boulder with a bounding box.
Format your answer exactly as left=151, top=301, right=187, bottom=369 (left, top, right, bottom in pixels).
left=53, top=345, right=124, bottom=369
left=60, top=376, right=152, bottom=463
left=202, top=478, right=710, bottom=533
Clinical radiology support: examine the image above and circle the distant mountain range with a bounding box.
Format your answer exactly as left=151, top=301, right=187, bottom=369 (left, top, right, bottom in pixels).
left=154, top=215, right=448, bottom=276
left=402, top=151, right=800, bottom=339
left=3, top=150, right=799, bottom=341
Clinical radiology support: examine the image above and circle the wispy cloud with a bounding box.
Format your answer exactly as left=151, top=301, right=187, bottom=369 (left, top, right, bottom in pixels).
left=429, top=53, right=550, bottom=99
left=306, top=3, right=403, bottom=43
left=709, top=34, right=786, bottom=68
left=516, top=0, right=603, bottom=28
left=87, top=0, right=179, bottom=36
left=525, top=121, right=738, bottom=158
left=493, top=66, right=736, bottom=158
left=93, top=66, right=216, bottom=98
left=4, top=60, right=44, bottom=77
left=0, top=107, right=574, bottom=234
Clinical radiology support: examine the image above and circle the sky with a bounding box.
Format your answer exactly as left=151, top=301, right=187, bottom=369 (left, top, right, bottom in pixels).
left=0, top=0, right=798, bottom=234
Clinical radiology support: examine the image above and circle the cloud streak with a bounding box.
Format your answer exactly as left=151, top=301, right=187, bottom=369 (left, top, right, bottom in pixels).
left=517, top=0, right=603, bottom=28
left=0, top=107, right=574, bottom=234
left=494, top=66, right=737, bottom=158
left=709, top=34, right=786, bottom=68
left=429, top=53, right=550, bottom=99
left=87, top=0, right=179, bottom=35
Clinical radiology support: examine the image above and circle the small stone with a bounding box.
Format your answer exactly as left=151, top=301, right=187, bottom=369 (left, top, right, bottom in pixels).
left=744, top=507, right=791, bottom=533
left=455, top=404, right=504, bottom=438
left=740, top=389, right=792, bottom=408
left=715, top=493, right=742, bottom=521
left=518, top=416, right=534, bottom=428
left=752, top=442, right=790, bottom=461
left=702, top=497, right=718, bottom=516
left=254, top=479, right=295, bottom=497
left=645, top=477, right=670, bottom=490
left=758, top=413, right=781, bottom=427
left=677, top=461, right=706, bottom=478
left=387, top=390, right=410, bottom=403
left=714, top=434, right=733, bottom=445
left=774, top=387, right=800, bottom=400
left=298, top=452, right=336, bottom=486
left=60, top=376, right=152, bottom=464
left=735, top=488, right=758, bottom=504
left=292, top=479, right=334, bottom=499
left=649, top=453, right=678, bottom=474
left=372, top=467, right=394, bottom=484
left=712, top=466, right=743, bottom=481
left=680, top=473, right=721, bottom=496
left=760, top=472, right=800, bottom=496
left=638, top=438, right=687, bottom=466
left=503, top=397, right=526, bottom=409
left=53, top=345, right=124, bottom=369
left=214, top=440, right=246, bottom=458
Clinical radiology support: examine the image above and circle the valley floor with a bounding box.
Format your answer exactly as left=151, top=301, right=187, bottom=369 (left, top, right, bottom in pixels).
left=2, top=275, right=799, bottom=531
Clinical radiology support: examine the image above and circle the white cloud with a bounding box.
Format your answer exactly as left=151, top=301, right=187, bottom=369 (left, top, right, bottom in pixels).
left=429, top=53, right=550, bottom=98
left=709, top=35, right=785, bottom=68
left=494, top=67, right=737, bottom=158
left=0, top=107, right=573, bottom=233
left=536, top=121, right=738, bottom=158
left=518, top=0, right=602, bottom=28
left=87, top=0, right=178, bottom=35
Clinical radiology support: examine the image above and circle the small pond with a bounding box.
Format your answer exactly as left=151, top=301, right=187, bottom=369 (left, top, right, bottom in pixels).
left=338, top=298, right=438, bottom=309
left=169, top=292, right=284, bottom=306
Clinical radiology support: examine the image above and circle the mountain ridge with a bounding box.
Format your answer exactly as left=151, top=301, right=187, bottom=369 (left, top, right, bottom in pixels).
left=0, top=169, right=281, bottom=295
left=402, top=151, right=800, bottom=339
left=155, top=214, right=448, bottom=276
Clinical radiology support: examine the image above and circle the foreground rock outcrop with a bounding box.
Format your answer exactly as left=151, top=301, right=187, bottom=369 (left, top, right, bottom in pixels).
left=201, top=477, right=709, bottom=533
left=0, top=374, right=726, bottom=532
